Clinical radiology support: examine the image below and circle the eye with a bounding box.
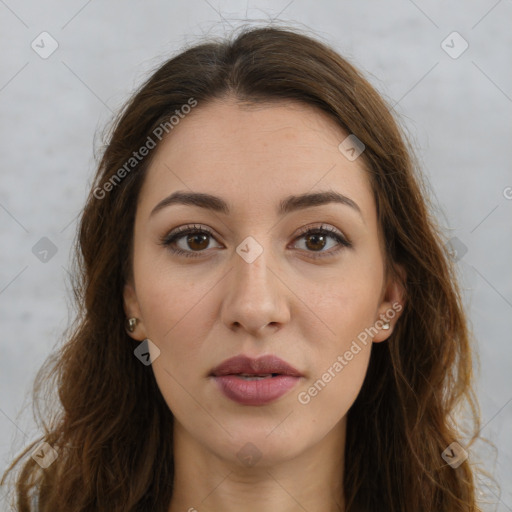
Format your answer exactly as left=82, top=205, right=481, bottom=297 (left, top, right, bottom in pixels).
left=292, top=224, right=352, bottom=259
left=159, top=224, right=221, bottom=258
left=159, top=223, right=352, bottom=259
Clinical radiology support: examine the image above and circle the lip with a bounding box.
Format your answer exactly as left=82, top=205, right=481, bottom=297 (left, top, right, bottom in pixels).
left=210, top=354, right=303, bottom=406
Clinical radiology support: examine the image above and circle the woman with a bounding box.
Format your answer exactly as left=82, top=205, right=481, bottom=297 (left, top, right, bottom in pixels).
left=1, top=24, right=485, bottom=511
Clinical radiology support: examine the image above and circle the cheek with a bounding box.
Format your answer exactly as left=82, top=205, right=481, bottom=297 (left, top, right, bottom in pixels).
left=293, top=350, right=370, bottom=452
left=135, top=251, right=215, bottom=341
left=139, top=280, right=210, bottom=423
left=139, top=288, right=212, bottom=377
left=293, top=271, right=377, bottom=424
left=303, top=268, right=382, bottom=350
left=295, top=277, right=381, bottom=420
left=133, top=260, right=217, bottom=390
left=297, top=342, right=371, bottom=416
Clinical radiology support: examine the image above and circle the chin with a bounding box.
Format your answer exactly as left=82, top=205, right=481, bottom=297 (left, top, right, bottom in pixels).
left=201, top=419, right=314, bottom=467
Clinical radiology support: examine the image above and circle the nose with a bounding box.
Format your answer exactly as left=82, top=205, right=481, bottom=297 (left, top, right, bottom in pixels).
left=221, top=244, right=290, bottom=336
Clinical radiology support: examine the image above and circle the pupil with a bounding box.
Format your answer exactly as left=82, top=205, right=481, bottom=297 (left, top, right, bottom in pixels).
left=307, top=234, right=325, bottom=251
left=188, top=233, right=208, bottom=250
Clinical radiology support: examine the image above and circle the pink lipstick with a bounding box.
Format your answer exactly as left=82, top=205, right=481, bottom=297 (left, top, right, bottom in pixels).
left=210, top=354, right=303, bottom=406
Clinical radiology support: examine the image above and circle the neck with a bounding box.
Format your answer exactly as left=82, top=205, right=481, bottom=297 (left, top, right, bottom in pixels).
left=168, top=419, right=346, bottom=512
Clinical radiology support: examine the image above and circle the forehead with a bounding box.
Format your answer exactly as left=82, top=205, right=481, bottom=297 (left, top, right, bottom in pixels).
left=138, top=98, right=374, bottom=222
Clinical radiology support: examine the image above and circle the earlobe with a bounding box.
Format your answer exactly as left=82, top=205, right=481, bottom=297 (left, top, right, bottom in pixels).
left=123, top=281, right=146, bottom=340
left=373, top=264, right=407, bottom=343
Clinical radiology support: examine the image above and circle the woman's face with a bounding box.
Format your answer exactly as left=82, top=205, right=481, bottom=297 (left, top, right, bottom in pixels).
left=124, top=97, right=404, bottom=467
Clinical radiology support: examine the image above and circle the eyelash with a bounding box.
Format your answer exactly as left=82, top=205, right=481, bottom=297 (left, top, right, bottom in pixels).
left=159, top=223, right=352, bottom=259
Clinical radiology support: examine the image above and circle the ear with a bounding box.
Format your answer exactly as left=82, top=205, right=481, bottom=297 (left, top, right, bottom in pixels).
left=123, top=279, right=147, bottom=341
left=372, top=263, right=406, bottom=343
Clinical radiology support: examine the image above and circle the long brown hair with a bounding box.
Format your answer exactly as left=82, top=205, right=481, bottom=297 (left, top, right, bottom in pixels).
left=2, top=23, right=486, bottom=511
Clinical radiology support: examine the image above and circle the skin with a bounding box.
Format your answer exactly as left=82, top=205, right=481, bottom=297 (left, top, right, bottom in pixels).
left=123, top=96, right=406, bottom=512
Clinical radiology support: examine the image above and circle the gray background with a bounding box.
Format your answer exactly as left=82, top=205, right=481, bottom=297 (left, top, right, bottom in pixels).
left=1, top=1, right=511, bottom=510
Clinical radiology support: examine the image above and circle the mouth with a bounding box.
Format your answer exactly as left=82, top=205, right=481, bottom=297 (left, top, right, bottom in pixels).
left=209, top=354, right=303, bottom=405
left=210, top=354, right=303, bottom=378
left=232, top=373, right=280, bottom=380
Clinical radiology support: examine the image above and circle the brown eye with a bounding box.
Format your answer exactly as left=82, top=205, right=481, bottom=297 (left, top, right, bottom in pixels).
left=185, top=232, right=210, bottom=251
left=160, top=223, right=352, bottom=259
left=304, top=232, right=328, bottom=251
left=160, top=225, right=221, bottom=258
left=293, top=225, right=352, bottom=258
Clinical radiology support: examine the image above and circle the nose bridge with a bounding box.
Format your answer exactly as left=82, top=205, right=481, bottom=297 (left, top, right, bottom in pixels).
left=235, top=243, right=271, bottom=293
left=233, top=238, right=275, bottom=306
left=222, top=233, right=289, bottom=333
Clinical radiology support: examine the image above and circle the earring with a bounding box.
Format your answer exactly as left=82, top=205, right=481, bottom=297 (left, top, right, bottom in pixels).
left=382, top=321, right=390, bottom=330
left=126, top=317, right=138, bottom=333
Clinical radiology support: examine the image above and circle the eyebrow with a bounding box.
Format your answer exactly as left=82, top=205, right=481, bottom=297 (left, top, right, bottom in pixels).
left=150, top=189, right=363, bottom=220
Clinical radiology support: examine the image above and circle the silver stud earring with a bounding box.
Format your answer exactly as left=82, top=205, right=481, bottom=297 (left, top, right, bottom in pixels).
left=382, top=321, right=390, bottom=330
left=126, top=317, right=138, bottom=333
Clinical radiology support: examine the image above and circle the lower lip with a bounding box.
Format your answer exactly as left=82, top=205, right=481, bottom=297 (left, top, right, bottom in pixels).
left=212, top=375, right=300, bottom=405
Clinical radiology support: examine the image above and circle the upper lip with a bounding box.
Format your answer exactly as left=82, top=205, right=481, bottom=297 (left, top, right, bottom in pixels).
left=210, top=354, right=303, bottom=377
